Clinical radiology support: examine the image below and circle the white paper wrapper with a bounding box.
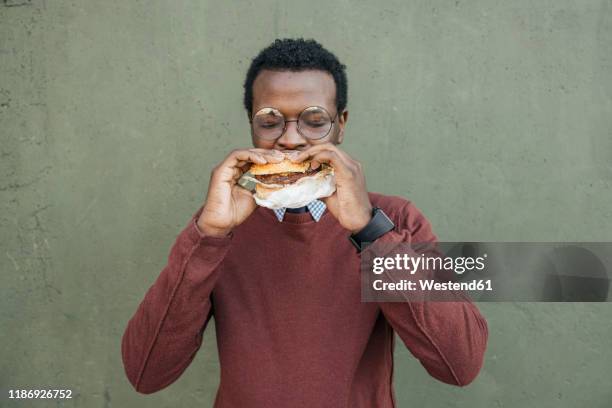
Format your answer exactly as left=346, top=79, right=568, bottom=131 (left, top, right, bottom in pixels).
left=250, top=168, right=336, bottom=209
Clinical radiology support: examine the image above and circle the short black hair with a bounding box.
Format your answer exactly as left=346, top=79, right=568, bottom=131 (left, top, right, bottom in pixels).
left=243, top=38, right=348, bottom=116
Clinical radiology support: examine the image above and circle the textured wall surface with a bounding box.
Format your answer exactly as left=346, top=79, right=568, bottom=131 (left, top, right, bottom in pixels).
left=1, top=1, right=612, bottom=407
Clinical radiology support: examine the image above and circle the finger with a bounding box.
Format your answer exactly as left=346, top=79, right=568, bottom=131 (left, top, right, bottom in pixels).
left=222, top=149, right=267, bottom=169
left=313, top=143, right=354, bottom=164
left=290, top=143, right=335, bottom=161
left=237, top=161, right=253, bottom=174
left=231, top=167, right=244, bottom=181
left=249, top=148, right=284, bottom=156
left=291, top=145, right=323, bottom=163
left=255, top=149, right=285, bottom=163
left=282, top=150, right=302, bottom=161
left=216, top=149, right=287, bottom=186
left=213, top=150, right=266, bottom=185
left=231, top=149, right=284, bottom=181
left=293, top=144, right=354, bottom=168
left=249, top=148, right=281, bottom=154
left=320, top=192, right=338, bottom=212
left=308, top=151, right=351, bottom=176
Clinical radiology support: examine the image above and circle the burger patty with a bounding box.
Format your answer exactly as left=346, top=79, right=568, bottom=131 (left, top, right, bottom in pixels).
left=254, top=168, right=320, bottom=185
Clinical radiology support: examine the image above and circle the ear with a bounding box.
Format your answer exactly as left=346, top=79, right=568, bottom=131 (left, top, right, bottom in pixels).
left=336, top=109, right=348, bottom=145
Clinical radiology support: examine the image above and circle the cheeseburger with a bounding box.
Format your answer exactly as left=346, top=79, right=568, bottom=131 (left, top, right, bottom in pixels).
left=245, top=153, right=336, bottom=209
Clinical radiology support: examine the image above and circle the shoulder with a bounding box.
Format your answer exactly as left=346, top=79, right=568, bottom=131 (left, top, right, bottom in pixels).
left=367, top=192, right=436, bottom=240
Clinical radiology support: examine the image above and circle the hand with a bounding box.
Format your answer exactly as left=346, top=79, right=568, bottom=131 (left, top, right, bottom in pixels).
left=197, top=148, right=284, bottom=237
left=293, top=144, right=372, bottom=233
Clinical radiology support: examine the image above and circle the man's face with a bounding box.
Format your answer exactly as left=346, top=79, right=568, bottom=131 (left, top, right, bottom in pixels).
left=250, top=69, right=348, bottom=151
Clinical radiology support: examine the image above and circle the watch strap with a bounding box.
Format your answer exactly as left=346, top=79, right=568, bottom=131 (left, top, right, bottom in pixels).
left=349, top=207, right=395, bottom=252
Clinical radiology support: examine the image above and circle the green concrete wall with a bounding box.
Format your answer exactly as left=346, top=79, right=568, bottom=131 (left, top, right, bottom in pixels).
left=1, top=1, right=611, bottom=407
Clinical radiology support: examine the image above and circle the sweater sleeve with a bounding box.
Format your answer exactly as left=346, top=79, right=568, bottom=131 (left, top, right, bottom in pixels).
left=121, top=207, right=232, bottom=394
left=376, top=201, right=489, bottom=387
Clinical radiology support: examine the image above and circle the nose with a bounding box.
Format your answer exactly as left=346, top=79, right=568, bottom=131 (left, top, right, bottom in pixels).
left=275, top=121, right=309, bottom=151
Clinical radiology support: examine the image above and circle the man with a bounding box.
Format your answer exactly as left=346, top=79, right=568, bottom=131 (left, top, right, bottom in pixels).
left=121, top=38, right=488, bottom=407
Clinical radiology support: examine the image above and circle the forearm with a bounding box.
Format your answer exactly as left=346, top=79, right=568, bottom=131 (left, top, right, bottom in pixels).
left=371, top=208, right=489, bottom=386
left=380, top=295, right=488, bottom=386
left=121, top=215, right=232, bottom=393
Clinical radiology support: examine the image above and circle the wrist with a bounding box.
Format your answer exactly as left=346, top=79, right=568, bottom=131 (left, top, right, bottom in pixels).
left=350, top=205, right=374, bottom=234
left=196, top=219, right=232, bottom=238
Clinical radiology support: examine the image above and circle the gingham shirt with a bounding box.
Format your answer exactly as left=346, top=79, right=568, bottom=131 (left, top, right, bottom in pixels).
left=272, top=200, right=327, bottom=222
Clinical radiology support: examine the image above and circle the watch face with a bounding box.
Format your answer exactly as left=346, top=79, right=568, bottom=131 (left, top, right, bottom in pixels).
left=376, top=208, right=395, bottom=228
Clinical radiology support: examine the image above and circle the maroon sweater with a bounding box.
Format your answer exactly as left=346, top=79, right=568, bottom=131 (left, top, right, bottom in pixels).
left=121, top=192, right=488, bottom=407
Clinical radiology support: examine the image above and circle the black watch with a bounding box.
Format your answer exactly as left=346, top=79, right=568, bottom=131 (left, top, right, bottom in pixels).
left=348, top=207, right=395, bottom=252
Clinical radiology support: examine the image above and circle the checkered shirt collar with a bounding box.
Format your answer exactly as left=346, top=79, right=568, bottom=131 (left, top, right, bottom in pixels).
left=272, top=200, right=327, bottom=222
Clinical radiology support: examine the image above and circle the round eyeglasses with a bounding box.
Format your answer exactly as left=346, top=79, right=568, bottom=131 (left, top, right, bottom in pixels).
left=250, top=106, right=338, bottom=140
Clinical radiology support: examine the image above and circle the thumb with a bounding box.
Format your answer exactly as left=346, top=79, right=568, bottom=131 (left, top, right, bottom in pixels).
left=321, top=193, right=339, bottom=214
